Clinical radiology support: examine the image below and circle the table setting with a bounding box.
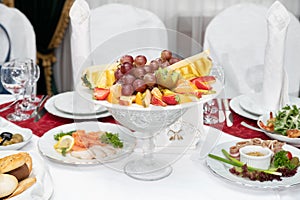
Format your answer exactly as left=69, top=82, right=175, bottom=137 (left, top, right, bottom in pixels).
left=1, top=1, right=300, bottom=200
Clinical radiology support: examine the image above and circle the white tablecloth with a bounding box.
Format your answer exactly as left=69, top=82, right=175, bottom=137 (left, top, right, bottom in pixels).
left=21, top=130, right=300, bottom=200
left=1, top=94, right=300, bottom=200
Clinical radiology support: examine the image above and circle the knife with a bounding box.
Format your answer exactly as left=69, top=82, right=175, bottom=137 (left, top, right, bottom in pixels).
left=223, top=99, right=233, bottom=127
left=32, top=95, right=49, bottom=122
left=216, top=99, right=225, bottom=123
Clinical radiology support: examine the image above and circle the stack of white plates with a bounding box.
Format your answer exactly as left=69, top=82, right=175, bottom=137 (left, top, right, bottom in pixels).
left=45, top=91, right=111, bottom=119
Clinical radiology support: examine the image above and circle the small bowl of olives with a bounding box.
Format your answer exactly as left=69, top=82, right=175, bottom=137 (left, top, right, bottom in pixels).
left=0, top=129, right=32, bottom=150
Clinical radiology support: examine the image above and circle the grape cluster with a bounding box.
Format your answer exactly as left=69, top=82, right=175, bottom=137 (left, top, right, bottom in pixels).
left=114, top=50, right=181, bottom=96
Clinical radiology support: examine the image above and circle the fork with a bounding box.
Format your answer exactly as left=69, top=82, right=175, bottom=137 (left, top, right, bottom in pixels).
left=29, top=95, right=47, bottom=118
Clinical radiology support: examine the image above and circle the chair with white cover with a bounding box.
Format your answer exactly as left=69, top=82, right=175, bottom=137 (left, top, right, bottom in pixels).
left=0, top=3, right=36, bottom=93
left=69, top=0, right=168, bottom=83
left=203, top=3, right=300, bottom=98
left=0, top=3, right=36, bottom=62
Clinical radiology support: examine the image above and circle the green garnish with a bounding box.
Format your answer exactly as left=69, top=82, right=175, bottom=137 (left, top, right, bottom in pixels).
left=61, top=148, right=68, bottom=156
left=54, top=131, right=76, bottom=141
left=274, top=105, right=300, bottom=135
left=272, top=150, right=296, bottom=170
left=101, top=132, right=123, bottom=148
left=208, top=149, right=281, bottom=176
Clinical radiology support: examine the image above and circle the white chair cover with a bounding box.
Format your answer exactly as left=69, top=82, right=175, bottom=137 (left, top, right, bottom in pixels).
left=203, top=3, right=300, bottom=98
left=0, top=3, right=36, bottom=63
left=69, top=1, right=168, bottom=83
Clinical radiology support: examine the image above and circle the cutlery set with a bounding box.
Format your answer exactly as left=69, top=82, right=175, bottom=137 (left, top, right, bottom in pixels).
left=216, top=99, right=233, bottom=126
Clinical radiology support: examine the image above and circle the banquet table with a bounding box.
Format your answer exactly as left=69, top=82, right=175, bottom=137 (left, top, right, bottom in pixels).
left=1, top=94, right=300, bottom=200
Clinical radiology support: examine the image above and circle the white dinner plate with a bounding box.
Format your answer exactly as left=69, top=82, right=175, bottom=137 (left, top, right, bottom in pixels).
left=239, top=94, right=300, bottom=116
left=239, top=93, right=268, bottom=116
left=45, top=95, right=111, bottom=119
left=0, top=151, right=53, bottom=200
left=206, top=140, right=300, bottom=189
left=0, top=117, right=33, bottom=150
left=53, top=91, right=106, bottom=115
left=229, top=95, right=259, bottom=120
left=38, top=121, right=136, bottom=165
left=257, top=113, right=300, bottom=146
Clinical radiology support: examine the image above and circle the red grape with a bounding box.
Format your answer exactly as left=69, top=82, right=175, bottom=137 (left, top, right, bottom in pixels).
left=122, top=74, right=136, bottom=85
left=120, top=62, right=133, bottom=74
left=161, top=50, right=172, bottom=61
left=133, top=79, right=147, bottom=93
left=134, top=55, right=147, bottom=67
left=143, top=73, right=156, bottom=87
left=169, top=57, right=181, bottom=65
left=114, top=68, right=123, bottom=80
left=144, top=65, right=153, bottom=73
left=120, top=55, right=134, bottom=64
left=150, top=60, right=159, bottom=71
left=161, top=61, right=170, bottom=68
left=122, top=84, right=134, bottom=96
left=132, top=67, right=146, bottom=79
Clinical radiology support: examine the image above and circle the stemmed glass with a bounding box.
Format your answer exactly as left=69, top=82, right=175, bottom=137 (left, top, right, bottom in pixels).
left=22, top=59, right=40, bottom=110
left=0, top=60, right=30, bottom=121
left=203, top=63, right=225, bottom=124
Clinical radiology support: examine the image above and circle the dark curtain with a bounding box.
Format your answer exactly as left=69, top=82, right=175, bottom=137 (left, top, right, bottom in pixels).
left=14, top=0, right=69, bottom=94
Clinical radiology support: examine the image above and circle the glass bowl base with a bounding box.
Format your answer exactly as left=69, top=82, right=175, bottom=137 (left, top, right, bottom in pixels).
left=124, top=159, right=173, bottom=181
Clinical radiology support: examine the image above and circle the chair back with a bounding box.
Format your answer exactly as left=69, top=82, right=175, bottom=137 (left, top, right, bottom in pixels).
left=0, top=3, right=36, bottom=94
left=203, top=3, right=300, bottom=97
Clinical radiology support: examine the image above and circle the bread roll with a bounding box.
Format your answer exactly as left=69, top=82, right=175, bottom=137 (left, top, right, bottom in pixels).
left=6, top=177, right=37, bottom=199
left=0, top=174, right=18, bottom=198
left=7, top=164, right=30, bottom=181
left=0, top=152, right=32, bottom=174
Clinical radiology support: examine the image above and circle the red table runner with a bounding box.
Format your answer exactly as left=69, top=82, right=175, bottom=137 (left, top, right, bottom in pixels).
left=0, top=99, right=269, bottom=139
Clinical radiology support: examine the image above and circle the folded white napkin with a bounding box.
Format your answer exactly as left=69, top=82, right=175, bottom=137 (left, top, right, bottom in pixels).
left=259, top=1, right=290, bottom=111
left=69, top=0, right=91, bottom=83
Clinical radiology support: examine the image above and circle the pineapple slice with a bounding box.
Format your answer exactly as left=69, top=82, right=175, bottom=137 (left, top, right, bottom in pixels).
left=168, top=50, right=212, bottom=79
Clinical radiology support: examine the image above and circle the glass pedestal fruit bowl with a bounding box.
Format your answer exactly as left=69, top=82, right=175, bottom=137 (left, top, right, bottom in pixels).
left=77, top=78, right=222, bottom=181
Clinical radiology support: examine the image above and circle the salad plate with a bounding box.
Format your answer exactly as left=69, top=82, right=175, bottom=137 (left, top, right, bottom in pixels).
left=257, top=111, right=300, bottom=147
left=0, top=151, right=53, bottom=200
left=206, top=140, right=300, bottom=189
left=45, top=95, right=111, bottom=119
left=0, top=117, right=33, bottom=150
left=38, top=121, right=136, bottom=165
left=53, top=91, right=107, bottom=115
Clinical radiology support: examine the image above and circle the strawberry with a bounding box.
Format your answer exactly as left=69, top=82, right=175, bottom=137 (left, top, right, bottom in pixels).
left=162, top=94, right=180, bottom=105
left=193, top=76, right=216, bottom=84
left=191, top=78, right=212, bottom=90
left=151, top=95, right=167, bottom=106
left=93, top=87, right=110, bottom=100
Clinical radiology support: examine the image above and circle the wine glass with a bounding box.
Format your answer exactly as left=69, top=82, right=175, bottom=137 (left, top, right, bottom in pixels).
left=0, top=60, right=30, bottom=121
left=203, top=63, right=225, bottom=124
left=22, top=59, right=40, bottom=110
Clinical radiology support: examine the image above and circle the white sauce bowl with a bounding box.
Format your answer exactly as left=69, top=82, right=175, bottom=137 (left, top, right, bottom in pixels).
left=239, top=145, right=273, bottom=170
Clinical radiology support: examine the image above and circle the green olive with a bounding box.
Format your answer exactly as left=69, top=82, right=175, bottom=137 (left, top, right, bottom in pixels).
left=290, top=157, right=299, bottom=167
left=3, top=140, right=13, bottom=146
left=11, top=134, right=24, bottom=144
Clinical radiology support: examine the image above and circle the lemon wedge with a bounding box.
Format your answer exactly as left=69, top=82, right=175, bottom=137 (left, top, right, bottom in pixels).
left=54, top=135, right=75, bottom=155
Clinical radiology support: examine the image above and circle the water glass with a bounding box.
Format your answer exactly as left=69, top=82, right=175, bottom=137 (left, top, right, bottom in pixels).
left=0, top=60, right=30, bottom=121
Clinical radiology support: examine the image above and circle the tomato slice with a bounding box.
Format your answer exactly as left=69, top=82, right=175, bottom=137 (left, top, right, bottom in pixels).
left=286, top=151, right=293, bottom=160
left=93, top=87, right=110, bottom=100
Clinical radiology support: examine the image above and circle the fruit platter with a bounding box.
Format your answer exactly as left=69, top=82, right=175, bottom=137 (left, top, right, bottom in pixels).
left=78, top=50, right=222, bottom=109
